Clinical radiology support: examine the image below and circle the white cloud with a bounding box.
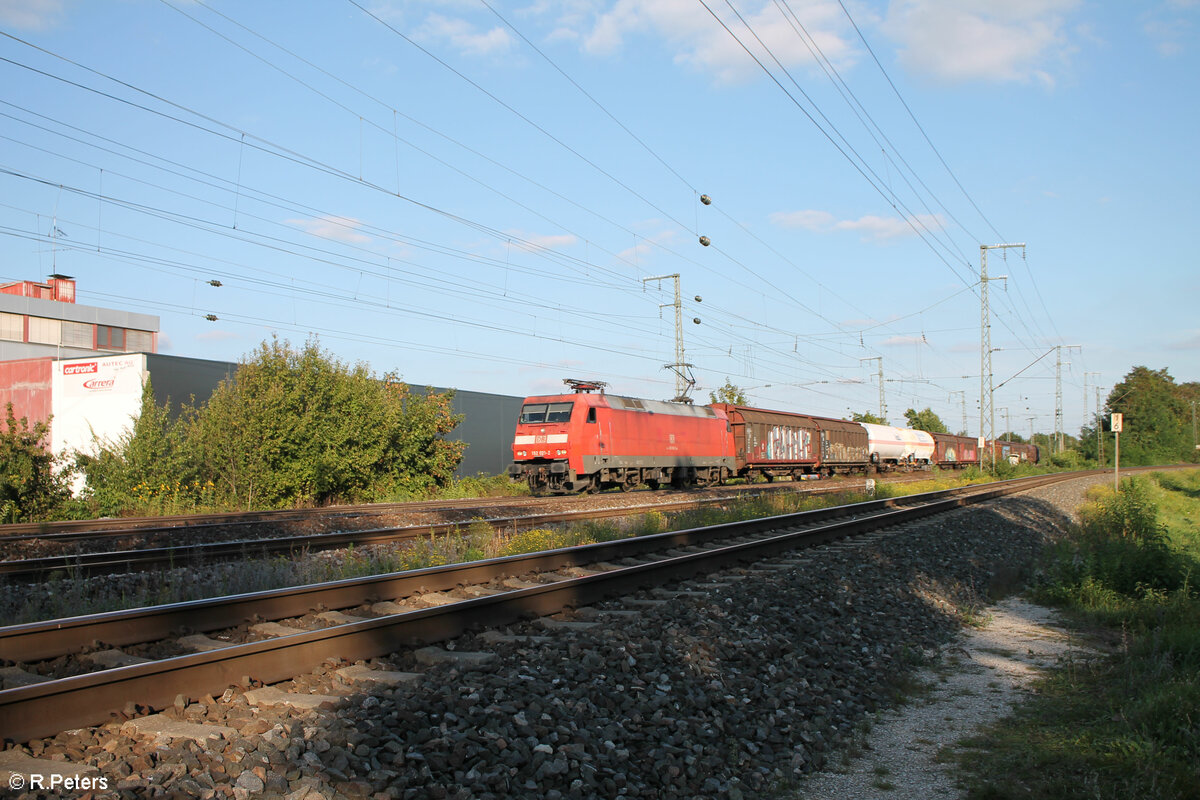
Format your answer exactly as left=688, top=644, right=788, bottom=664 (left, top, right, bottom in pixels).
left=881, top=334, right=926, bottom=346
left=1142, top=2, right=1198, bottom=57
left=769, top=209, right=835, bottom=230
left=509, top=231, right=579, bottom=252
left=882, top=0, right=1081, bottom=86
left=286, top=215, right=373, bottom=244
left=769, top=208, right=944, bottom=241
left=574, top=0, right=856, bottom=84
left=196, top=329, right=241, bottom=342
left=417, top=13, right=514, bottom=57
left=1166, top=329, right=1200, bottom=350
left=616, top=227, right=676, bottom=263
left=0, top=0, right=63, bottom=30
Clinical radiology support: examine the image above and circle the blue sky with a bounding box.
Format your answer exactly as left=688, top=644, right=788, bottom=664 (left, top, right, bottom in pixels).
left=1, top=0, right=1197, bottom=440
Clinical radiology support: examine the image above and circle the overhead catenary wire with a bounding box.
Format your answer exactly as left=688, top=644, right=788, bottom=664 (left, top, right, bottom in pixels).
left=0, top=29, right=901, bottom=390
left=0, top=9, right=1060, bottom=422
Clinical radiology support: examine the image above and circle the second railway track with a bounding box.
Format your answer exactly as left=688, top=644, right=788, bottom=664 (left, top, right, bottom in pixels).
left=0, top=470, right=1084, bottom=743
left=0, top=479, right=884, bottom=580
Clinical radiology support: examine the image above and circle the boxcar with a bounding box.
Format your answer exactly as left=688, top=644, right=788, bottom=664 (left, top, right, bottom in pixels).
left=509, top=390, right=734, bottom=493
left=992, top=440, right=1039, bottom=466
left=712, top=406, right=871, bottom=479
left=810, top=415, right=870, bottom=474
left=713, top=404, right=821, bottom=481
left=929, top=432, right=979, bottom=469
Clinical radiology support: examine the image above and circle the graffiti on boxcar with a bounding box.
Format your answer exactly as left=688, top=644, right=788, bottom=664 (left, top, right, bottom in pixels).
left=758, top=425, right=813, bottom=461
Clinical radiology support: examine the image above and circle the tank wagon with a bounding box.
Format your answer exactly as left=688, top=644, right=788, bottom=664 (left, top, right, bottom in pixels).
left=861, top=422, right=935, bottom=471
left=508, top=382, right=734, bottom=493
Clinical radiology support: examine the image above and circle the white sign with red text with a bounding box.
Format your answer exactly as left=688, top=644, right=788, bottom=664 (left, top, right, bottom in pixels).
left=51, top=354, right=148, bottom=467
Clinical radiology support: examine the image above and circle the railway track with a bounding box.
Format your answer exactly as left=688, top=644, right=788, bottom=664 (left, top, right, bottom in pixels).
left=0, top=471, right=1081, bottom=744
left=0, top=479, right=879, bottom=580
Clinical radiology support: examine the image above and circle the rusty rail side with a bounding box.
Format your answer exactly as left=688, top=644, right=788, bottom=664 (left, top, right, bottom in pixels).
left=0, top=484, right=867, bottom=580
left=0, top=475, right=1078, bottom=664
left=0, top=474, right=1080, bottom=742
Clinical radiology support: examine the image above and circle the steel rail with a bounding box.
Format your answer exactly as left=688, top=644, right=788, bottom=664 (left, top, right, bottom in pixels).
left=0, top=481, right=824, bottom=540
left=0, top=479, right=1006, bottom=664
left=0, top=474, right=1080, bottom=664
left=0, top=472, right=1078, bottom=742
left=0, top=483, right=865, bottom=580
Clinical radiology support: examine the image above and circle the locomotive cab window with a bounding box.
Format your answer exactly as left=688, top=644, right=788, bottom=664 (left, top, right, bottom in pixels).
left=545, top=403, right=573, bottom=423
left=586, top=408, right=597, bottom=423
left=519, top=402, right=573, bottom=424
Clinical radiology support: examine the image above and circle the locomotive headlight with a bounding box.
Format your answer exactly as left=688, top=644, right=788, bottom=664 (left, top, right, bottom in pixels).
left=517, top=450, right=527, bottom=457
left=557, top=449, right=566, bottom=455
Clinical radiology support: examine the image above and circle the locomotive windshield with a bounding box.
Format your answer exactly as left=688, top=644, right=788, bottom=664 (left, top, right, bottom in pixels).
left=519, top=402, right=574, bottom=424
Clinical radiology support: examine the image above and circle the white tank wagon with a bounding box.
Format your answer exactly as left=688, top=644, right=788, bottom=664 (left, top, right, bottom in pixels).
left=860, top=423, right=935, bottom=471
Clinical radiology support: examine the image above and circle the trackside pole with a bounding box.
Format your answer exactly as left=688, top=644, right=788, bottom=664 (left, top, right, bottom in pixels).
left=1111, top=413, right=1123, bottom=490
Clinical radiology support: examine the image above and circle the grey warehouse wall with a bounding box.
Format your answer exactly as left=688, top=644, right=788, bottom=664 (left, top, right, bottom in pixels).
left=438, top=387, right=524, bottom=478
left=145, top=354, right=237, bottom=410
left=141, top=354, right=522, bottom=479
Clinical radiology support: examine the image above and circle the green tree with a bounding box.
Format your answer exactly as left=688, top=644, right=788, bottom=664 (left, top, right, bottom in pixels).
left=191, top=337, right=465, bottom=508
left=708, top=378, right=747, bottom=406
left=850, top=411, right=886, bottom=424
left=0, top=404, right=72, bottom=522
left=79, top=378, right=199, bottom=516
left=1181, top=381, right=1199, bottom=461
left=903, top=407, right=948, bottom=433
left=1105, top=366, right=1192, bottom=465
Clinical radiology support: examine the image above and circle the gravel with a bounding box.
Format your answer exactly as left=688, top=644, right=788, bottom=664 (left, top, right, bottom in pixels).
left=2, top=475, right=1104, bottom=800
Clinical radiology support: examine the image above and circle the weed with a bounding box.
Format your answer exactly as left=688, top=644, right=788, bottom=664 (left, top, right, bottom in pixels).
left=950, top=468, right=1200, bottom=800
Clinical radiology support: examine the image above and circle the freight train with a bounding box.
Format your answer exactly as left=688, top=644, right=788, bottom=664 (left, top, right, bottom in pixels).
left=508, top=381, right=1038, bottom=494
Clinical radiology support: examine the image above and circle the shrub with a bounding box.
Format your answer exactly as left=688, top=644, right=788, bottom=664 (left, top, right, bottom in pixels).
left=78, top=379, right=202, bottom=517
left=0, top=403, right=74, bottom=522
left=1036, top=478, right=1184, bottom=606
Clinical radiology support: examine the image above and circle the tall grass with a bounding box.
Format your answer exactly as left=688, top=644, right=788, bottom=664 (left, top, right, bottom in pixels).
left=954, top=470, right=1200, bottom=800
left=1, top=468, right=1033, bottom=626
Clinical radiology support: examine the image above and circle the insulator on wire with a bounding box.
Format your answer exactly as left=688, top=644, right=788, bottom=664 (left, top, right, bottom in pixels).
left=699, top=235, right=710, bottom=247
left=205, top=314, right=218, bottom=321
left=693, top=317, right=701, bottom=325
left=694, top=295, right=702, bottom=303
left=700, top=194, right=712, bottom=205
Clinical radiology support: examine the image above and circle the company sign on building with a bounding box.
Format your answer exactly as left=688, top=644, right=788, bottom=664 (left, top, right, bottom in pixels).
left=51, top=354, right=147, bottom=459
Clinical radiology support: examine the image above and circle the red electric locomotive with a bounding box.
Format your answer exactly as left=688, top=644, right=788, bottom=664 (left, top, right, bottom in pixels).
left=508, top=380, right=735, bottom=494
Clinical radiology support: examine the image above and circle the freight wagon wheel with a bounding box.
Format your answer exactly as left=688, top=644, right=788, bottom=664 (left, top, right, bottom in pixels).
left=646, top=479, right=661, bottom=490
